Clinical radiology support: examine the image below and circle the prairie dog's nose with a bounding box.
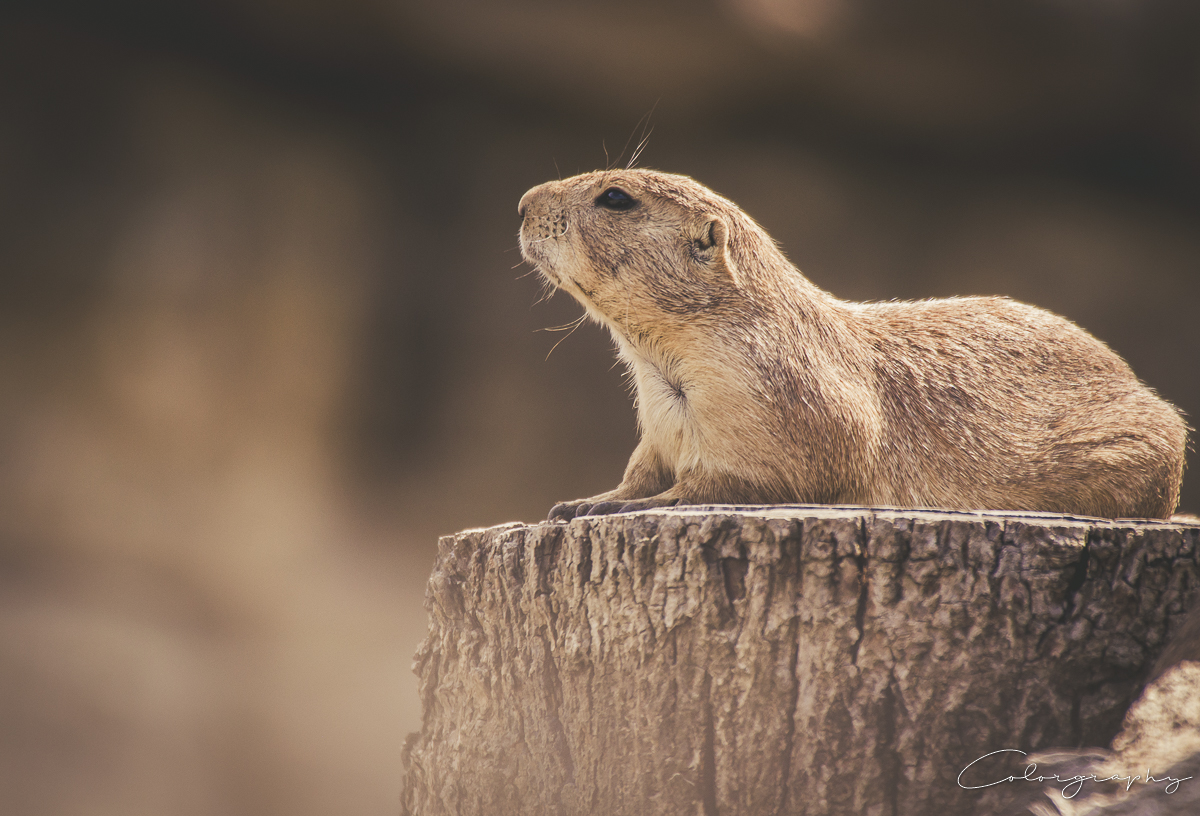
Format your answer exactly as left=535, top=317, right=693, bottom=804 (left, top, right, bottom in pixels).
left=518, top=182, right=553, bottom=219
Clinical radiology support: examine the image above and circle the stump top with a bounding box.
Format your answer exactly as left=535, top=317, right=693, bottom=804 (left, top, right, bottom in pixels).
left=457, top=503, right=1199, bottom=541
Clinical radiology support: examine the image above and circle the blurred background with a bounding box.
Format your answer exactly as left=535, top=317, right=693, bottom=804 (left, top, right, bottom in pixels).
left=1, top=1, right=1198, bottom=813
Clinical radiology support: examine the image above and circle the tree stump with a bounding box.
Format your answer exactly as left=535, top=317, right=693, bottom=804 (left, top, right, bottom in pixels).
left=401, top=506, right=1200, bottom=816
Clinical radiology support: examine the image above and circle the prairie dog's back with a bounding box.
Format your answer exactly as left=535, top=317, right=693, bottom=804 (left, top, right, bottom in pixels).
left=852, top=296, right=1185, bottom=516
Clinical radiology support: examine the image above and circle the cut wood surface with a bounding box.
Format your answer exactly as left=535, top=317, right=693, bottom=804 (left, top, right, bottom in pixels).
left=401, top=506, right=1200, bottom=816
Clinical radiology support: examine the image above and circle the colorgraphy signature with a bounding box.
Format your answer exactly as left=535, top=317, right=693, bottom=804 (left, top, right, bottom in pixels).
left=958, top=749, right=1192, bottom=798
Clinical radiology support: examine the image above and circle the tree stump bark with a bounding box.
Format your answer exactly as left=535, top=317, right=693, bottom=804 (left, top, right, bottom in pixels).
left=401, top=506, right=1200, bottom=816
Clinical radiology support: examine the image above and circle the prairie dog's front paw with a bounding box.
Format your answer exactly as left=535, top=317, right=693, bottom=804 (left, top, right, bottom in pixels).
left=596, top=496, right=686, bottom=514
left=547, top=501, right=593, bottom=522
left=548, top=496, right=686, bottom=520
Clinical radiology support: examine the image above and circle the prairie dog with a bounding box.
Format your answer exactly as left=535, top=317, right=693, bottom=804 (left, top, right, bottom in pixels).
left=517, top=169, right=1187, bottom=521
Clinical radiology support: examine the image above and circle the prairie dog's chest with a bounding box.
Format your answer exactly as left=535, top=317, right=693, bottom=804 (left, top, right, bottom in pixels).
left=627, top=353, right=705, bottom=473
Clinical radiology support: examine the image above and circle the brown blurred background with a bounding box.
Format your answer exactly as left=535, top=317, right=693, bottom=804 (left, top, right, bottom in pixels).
left=1, top=1, right=1198, bottom=813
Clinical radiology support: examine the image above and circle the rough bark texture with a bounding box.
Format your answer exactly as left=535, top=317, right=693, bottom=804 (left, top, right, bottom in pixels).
left=401, top=506, right=1200, bottom=816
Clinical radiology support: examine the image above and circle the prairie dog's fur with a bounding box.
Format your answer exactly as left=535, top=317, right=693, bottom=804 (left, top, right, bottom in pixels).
left=517, top=169, right=1187, bottom=521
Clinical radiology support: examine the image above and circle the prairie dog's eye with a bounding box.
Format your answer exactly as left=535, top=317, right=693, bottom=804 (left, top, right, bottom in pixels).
left=595, top=187, right=636, bottom=210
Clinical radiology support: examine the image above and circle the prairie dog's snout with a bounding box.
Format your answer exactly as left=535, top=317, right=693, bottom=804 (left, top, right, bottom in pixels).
left=518, top=182, right=570, bottom=264
left=517, top=182, right=553, bottom=219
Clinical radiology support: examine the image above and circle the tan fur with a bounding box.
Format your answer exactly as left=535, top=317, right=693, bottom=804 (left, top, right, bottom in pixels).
left=518, top=169, right=1188, bottom=520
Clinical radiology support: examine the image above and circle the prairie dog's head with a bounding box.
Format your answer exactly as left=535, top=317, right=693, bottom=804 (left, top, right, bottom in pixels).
left=518, top=169, right=747, bottom=336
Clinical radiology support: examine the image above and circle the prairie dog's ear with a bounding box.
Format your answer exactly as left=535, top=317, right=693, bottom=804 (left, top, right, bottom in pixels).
left=688, top=214, right=736, bottom=283
left=691, top=215, right=727, bottom=254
